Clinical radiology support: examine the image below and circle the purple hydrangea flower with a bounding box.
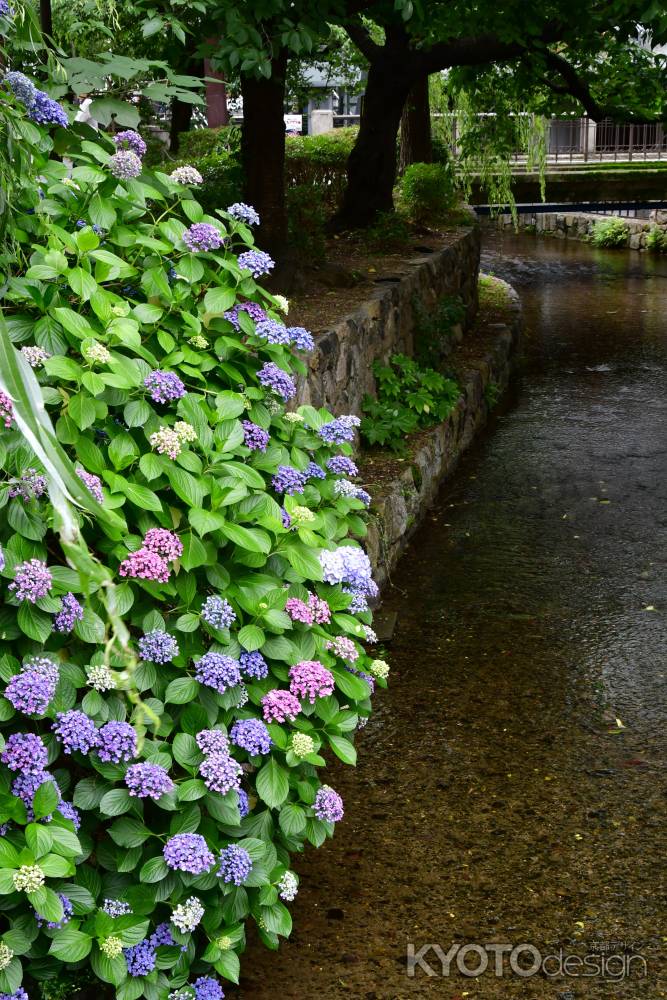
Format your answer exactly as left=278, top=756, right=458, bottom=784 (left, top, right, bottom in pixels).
left=109, top=150, right=142, bottom=180
left=287, top=326, right=314, bottom=351
left=138, top=630, right=179, bottom=664
left=201, top=596, right=236, bottom=630
left=28, top=90, right=68, bottom=127
left=58, top=801, right=81, bottom=829
left=124, top=940, right=156, bottom=977
left=305, top=461, right=326, bottom=480
left=8, top=468, right=48, bottom=500
left=36, top=892, right=73, bottom=930
left=196, top=729, right=229, bottom=755
left=226, top=202, right=260, bottom=226
left=254, top=319, right=291, bottom=346
left=76, top=465, right=104, bottom=503
left=143, top=528, right=183, bottom=560
left=327, top=456, right=359, bottom=476
left=102, top=899, right=132, bottom=917
left=0, top=391, right=13, bottom=429
left=183, top=223, right=224, bottom=252
left=261, top=689, right=301, bottom=724
left=241, top=420, right=270, bottom=452
left=223, top=301, right=267, bottom=330
left=281, top=508, right=292, bottom=530
left=272, top=465, right=307, bottom=495
left=239, top=651, right=268, bottom=680
left=113, top=130, right=146, bottom=157
left=257, top=362, right=296, bottom=401
left=313, top=784, right=344, bottom=823
left=97, top=721, right=137, bottom=763
left=163, top=833, right=214, bottom=874
left=53, top=592, right=84, bottom=633
left=149, top=922, right=174, bottom=948
left=318, top=414, right=361, bottom=444
left=319, top=546, right=378, bottom=598
left=4, top=71, right=36, bottom=108
left=118, top=548, right=170, bottom=583
left=143, top=370, right=186, bottom=404
left=194, top=652, right=241, bottom=693
left=0, top=990, right=29, bottom=1000
left=217, top=844, right=252, bottom=885
left=237, top=250, right=274, bottom=278
left=237, top=788, right=249, bottom=818
left=9, top=559, right=52, bottom=603
left=199, top=751, right=242, bottom=794
left=230, top=718, right=272, bottom=756
left=1, top=733, right=48, bottom=774
left=194, top=976, right=226, bottom=1000
left=52, top=710, right=98, bottom=755
left=6, top=662, right=58, bottom=716
left=125, top=762, right=174, bottom=800
left=289, top=661, right=335, bottom=703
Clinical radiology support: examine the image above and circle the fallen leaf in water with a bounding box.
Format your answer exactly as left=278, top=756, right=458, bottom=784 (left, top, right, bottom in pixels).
left=644, top=605, right=657, bottom=611
left=615, top=717, right=626, bottom=729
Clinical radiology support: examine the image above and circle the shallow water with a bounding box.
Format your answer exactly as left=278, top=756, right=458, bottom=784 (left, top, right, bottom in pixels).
left=235, top=234, right=667, bottom=999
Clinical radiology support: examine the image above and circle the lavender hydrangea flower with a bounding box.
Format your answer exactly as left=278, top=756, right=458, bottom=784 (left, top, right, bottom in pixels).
left=201, top=596, right=236, bottom=630
left=318, top=414, right=361, bottom=444
left=58, top=801, right=81, bottom=829
left=223, top=301, right=267, bottom=330
left=103, top=899, right=133, bottom=917
left=163, top=833, right=214, bottom=874
left=239, top=651, right=269, bottom=680
left=237, top=788, right=250, bottom=818
left=194, top=652, right=241, bottom=693
left=313, top=784, right=344, bottom=823
left=113, top=130, right=146, bottom=157
left=125, top=762, right=174, bottom=800
left=94, top=721, right=136, bottom=764
left=138, top=630, right=179, bottom=664
left=257, top=362, right=296, bottom=401
left=144, top=370, right=186, bottom=404
left=196, top=729, right=229, bottom=755
left=217, top=844, right=252, bottom=885
left=319, top=546, right=378, bottom=598
left=29, top=90, right=68, bottom=127
left=4, top=71, right=36, bottom=108
left=237, top=250, right=274, bottom=278
left=194, top=976, right=225, bottom=1000
left=9, top=559, right=52, bottom=603
left=20, top=345, right=50, bottom=368
left=305, top=461, right=326, bottom=480
left=240, top=420, right=270, bottom=452
left=53, top=592, right=84, bottom=633
left=272, top=465, right=307, bottom=495
left=8, top=468, right=47, bottom=501
left=230, top=718, right=272, bottom=756
left=0, top=392, right=13, bottom=428
left=1, top=734, right=48, bottom=774
left=327, top=455, right=359, bottom=476
left=109, top=150, right=142, bottom=180
left=150, top=921, right=175, bottom=947
left=6, top=659, right=59, bottom=716
left=124, top=940, right=156, bottom=977
left=254, top=319, right=291, bottom=346
left=76, top=465, right=103, bottom=503
left=227, top=202, right=260, bottom=226
left=287, top=326, right=314, bottom=351
left=199, top=752, right=242, bottom=794
left=52, top=710, right=98, bottom=755
left=183, top=223, right=224, bottom=253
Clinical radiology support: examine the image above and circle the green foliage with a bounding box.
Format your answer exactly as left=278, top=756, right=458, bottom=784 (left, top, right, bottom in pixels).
left=484, top=381, right=501, bottom=409
left=0, top=39, right=385, bottom=1000
left=361, top=354, right=460, bottom=453
left=590, top=217, right=630, bottom=248
left=177, top=126, right=242, bottom=162
left=361, top=211, right=412, bottom=252
left=646, top=225, right=667, bottom=253
left=400, top=162, right=458, bottom=225
left=285, top=129, right=357, bottom=212
left=286, top=185, right=326, bottom=262
left=413, top=294, right=465, bottom=368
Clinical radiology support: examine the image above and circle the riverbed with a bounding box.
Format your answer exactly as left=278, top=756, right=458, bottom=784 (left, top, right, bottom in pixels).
left=235, top=233, right=667, bottom=999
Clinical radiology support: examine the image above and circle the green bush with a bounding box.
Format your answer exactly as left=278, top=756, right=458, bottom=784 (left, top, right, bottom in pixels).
left=285, top=129, right=356, bottom=212
left=362, top=211, right=412, bottom=252
left=0, top=54, right=387, bottom=1000
left=646, top=224, right=667, bottom=253
left=400, top=162, right=458, bottom=226
left=286, top=185, right=326, bottom=262
left=413, top=294, right=466, bottom=367
left=177, top=125, right=241, bottom=161
left=590, top=217, right=630, bottom=248
left=361, top=354, right=460, bottom=452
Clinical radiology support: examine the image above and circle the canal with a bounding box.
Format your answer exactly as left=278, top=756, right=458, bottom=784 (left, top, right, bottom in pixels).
left=235, top=233, right=667, bottom=999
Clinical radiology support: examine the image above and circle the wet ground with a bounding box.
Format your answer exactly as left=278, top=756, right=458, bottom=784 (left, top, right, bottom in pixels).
left=235, top=233, right=667, bottom=999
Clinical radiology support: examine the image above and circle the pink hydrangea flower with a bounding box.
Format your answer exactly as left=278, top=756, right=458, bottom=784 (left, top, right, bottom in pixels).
left=142, top=528, right=183, bottom=561
left=308, top=593, right=331, bottom=624
left=261, top=689, right=301, bottom=724
left=285, top=598, right=313, bottom=624
left=289, top=661, right=335, bottom=703
left=326, top=635, right=359, bottom=662
left=118, top=548, right=170, bottom=583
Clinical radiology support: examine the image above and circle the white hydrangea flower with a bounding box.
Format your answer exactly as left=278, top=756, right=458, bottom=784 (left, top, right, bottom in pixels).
left=0, top=943, right=13, bottom=971
left=171, top=896, right=204, bottom=933
left=170, top=165, right=203, bottom=185
left=284, top=412, right=303, bottom=423
left=20, top=345, right=50, bottom=368
left=274, top=295, right=289, bottom=314
left=83, top=341, right=112, bottom=364
left=277, top=870, right=298, bottom=902
left=100, top=936, right=123, bottom=958
left=369, top=659, right=389, bottom=680
left=291, top=732, right=315, bottom=758
left=87, top=664, right=117, bottom=692
left=13, top=864, right=45, bottom=892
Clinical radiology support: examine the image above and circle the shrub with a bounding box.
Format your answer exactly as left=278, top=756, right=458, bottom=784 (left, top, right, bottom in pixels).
left=413, top=294, right=466, bottom=367
left=590, top=217, right=630, bottom=248
left=361, top=211, right=412, bottom=252
left=0, top=66, right=386, bottom=1000
left=646, top=225, right=667, bottom=253
left=286, top=185, right=326, bottom=262
left=285, top=129, right=357, bottom=212
left=177, top=126, right=241, bottom=162
left=361, top=354, right=460, bottom=452
left=400, top=162, right=458, bottom=226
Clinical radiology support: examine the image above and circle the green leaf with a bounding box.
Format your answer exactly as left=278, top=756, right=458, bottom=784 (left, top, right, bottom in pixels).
left=139, top=856, right=169, bottom=883
left=25, top=823, right=53, bottom=858
left=214, top=947, right=240, bottom=983
left=17, top=603, right=51, bottom=642
left=74, top=606, right=106, bottom=644
left=68, top=268, right=98, bottom=302
left=177, top=779, right=207, bottom=801
left=216, top=391, right=246, bottom=419
left=255, top=758, right=289, bottom=810
left=0, top=870, right=16, bottom=894
left=167, top=465, right=205, bottom=508
left=49, top=927, right=93, bottom=962
left=327, top=734, right=357, bottom=765
left=188, top=507, right=227, bottom=537
left=100, top=788, right=133, bottom=816
left=0, top=840, right=19, bottom=868
left=221, top=523, right=271, bottom=554
left=28, top=886, right=64, bottom=924
left=173, top=733, right=200, bottom=768
left=180, top=532, right=208, bottom=571
left=7, top=502, right=46, bottom=541
left=0, top=957, right=22, bottom=994
left=33, top=779, right=60, bottom=819
left=50, top=825, right=83, bottom=857
left=204, top=287, right=237, bottom=315
left=89, top=193, right=117, bottom=230
left=238, top=624, right=265, bottom=651
left=108, top=817, right=151, bottom=848
left=278, top=802, right=306, bottom=835
left=332, top=667, right=371, bottom=701
left=40, top=853, right=73, bottom=877
left=69, top=393, right=97, bottom=431
left=165, top=676, right=199, bottom=704
left=286, top=544, right=324, bottom=580
left=116, top=479, right=163, bottom=512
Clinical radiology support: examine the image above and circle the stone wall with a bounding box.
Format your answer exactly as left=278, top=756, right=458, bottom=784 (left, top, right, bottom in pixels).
left=363, top=283, right=522, bottom=589
left=491, top=209, right=667, bottom=251
left=295, top=226, right=480, bottom=415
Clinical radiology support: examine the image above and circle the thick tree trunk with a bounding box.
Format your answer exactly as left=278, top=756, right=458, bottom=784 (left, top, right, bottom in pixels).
left=169, top=97, right=193, bottom=154
left=399, top=74, right=432, bottom=172
left=204, top=41, right=229, bottom=128
left=334, top=31, right=416, bottom=229
left=40, top=0, right=53, bottom=38
left=241, top=49, right=289, bottom=264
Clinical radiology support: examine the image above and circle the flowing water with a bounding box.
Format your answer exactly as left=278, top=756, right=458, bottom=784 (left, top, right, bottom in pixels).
left=235, top=233, right=667, bottom=999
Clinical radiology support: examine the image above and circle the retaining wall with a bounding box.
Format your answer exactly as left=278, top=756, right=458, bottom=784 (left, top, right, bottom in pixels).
left=491, top=209, right=667, bottom=250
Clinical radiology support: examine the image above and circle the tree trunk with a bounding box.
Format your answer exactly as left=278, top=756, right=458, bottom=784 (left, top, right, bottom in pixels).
left=240, top=49, right=289, bottom=264
left=399, top=74, right=432, bottom=172
left=205, top=41, right=229, bottom=128
left=169, top=97, right=193, bottom=154
left=334, top=26, right=417, bottom=230
left=40, top=0, right=53, bottom=38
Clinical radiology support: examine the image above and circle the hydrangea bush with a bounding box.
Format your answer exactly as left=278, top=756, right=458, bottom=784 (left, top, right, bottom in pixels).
left=0, top=70, right=387, bottom=1000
